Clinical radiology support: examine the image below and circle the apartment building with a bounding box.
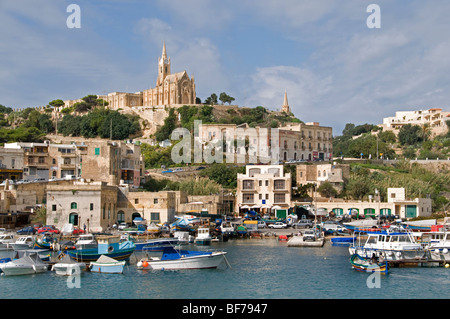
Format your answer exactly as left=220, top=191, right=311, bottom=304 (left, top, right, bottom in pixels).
left=0, top=145, right=24, bottom=182
left=3, top=139, right=144, bottom=187
left=236, top=165, right=291, bottom=218
left=296, top=163, right=349, bottom=193
left=381, top=108, right=450, bottom=137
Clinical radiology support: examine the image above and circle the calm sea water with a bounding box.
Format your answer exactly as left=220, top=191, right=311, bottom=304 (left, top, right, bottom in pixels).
left=1, top=239, right=449, bottom=300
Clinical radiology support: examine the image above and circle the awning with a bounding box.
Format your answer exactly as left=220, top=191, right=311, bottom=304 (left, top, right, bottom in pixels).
left=240, top=205, right=250, bottom=209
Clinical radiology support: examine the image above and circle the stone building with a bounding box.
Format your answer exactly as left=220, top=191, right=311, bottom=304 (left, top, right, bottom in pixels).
left=236, top=165, right=291, bottom=218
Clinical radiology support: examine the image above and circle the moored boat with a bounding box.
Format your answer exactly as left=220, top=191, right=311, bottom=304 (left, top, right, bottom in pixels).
left=51, top=254, right=86, bottom=276
left=134, top=237, right=179, bottom=251
left=350, top=253, right=388, bottom=274
left=195, top=227, right=212, bottom=245
left=421, top=230, right=450, bottom=262
left=67, top=235, right=135, bottom=262
left=349, top=230, right=426, bottom=261
left=89, top=255, right=126, bottom=274
left=11, top=236, right=35, bottom=250
left=74, top=234, right=97, bottom=250
left=137, top=247, right=228, bottom=270
left=0, top=233, right=15, bottom=250
left=0, top=252, right=48, bottom=276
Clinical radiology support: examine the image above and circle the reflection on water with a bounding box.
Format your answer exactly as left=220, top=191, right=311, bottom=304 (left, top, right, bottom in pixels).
left=1, top=239, right=449, bottom=299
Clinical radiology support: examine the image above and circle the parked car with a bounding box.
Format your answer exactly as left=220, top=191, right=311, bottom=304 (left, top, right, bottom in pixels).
left=37, top=226, right=60, bottom=234
left=268, top=222, right=288, bottom=229
left=173, top=168, right=183, bottom=172
left=195, top=166, right=206, bottom=170
left=16, top=226, right=36, bottom=235
left=118, top=222, right=128, bottom=230
left=72, top=228, right=85, bottom=235
left=293, top=219, right=313, bottom=229
left=303, top=229, right=317, bottom=241
left=257, top=221, right=267, bottom=229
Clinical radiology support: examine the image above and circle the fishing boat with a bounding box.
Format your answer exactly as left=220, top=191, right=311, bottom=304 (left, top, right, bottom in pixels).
left=0, top=233, right=15, bottom=250
left=89, top=255, right=126, bottom=274
left=33, top=233, right=56, bottom=250
left=134, top=237, right=179, bottom=251
left=349, top=230, right=426, bottom=261
left=195, top=227, right=212, bottom=245
left=350, top=254, right=388, bottom=274
left=67, top=235, right=135, bottom=262
left=137, top=247, right=228, bottom=270
left=11, top=236, right=35, bottom=250
left=170, top=216, right=194, bottom=232
left=173, top=231, right=190, bottom=244
left=343, top=219, right=378, bottom=231
left=421, top=230, right=450, bottom=262
left=51, top=254, right=86, bottom=276
left=0, top=252, right=48, bottom=276
left=74, top=234, right=97, bottom=250
left=401, top=219, right=436, bottom=232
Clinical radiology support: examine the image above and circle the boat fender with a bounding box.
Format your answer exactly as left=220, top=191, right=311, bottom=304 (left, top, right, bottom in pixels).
left=443, top=248, right=448, bottom=254
left=142, top=261, right=148, bottom=268
left=434, top=249, right=440, bottom=253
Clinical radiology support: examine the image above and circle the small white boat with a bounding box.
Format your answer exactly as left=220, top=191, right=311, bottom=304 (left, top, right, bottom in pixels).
left=421, top=231, right=450, bottom=262
left=51, top=254, right=86, bottom=276
left=137, top=247, right=228, bottom=270
left=89, top=255, right=126, bottom=274
left=195, top=227, right=212, bottom=245
left=11, top=236, right=35, bottom=250
left=0, top=253, right=48, bottom=276
left=0, top=233, right=15, bottom=250
left=173, top=231, right=190, bottom=244
left=75, top=234, right=97, bottom=250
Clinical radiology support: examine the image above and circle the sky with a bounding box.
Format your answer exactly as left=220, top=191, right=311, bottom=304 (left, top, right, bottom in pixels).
left=1, top=0, right=449, bottom=135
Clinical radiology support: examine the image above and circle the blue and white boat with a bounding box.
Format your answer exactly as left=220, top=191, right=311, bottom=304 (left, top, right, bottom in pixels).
left=67, top=235, right=135, bottom=262
left=137, top=247, right=228, bottom=270
left=194, top=227, right=212, bottom=245
left=134, top=238, right=179, bottom=251
left=349, top=230, right=426, bottom=261
left=89, top=255, right=126, bottom=274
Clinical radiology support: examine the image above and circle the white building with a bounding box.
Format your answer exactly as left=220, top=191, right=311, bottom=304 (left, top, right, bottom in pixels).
left=236, top=165, right=291, bottom=219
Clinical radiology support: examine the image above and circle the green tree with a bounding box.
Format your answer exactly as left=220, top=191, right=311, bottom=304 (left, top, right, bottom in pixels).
left=398, top=124, right=423, bottom=145
left=219, top=92, right=235, bottom=105
left=155, top=108, right=177, bottom=142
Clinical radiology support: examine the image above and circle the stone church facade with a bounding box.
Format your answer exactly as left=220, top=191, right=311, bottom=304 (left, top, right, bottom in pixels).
left=64, top=42, right=196, bottom=109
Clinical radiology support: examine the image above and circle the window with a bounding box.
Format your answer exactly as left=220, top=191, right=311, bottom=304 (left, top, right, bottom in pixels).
left=274, top=194, right=285, bottom=203
left=154, top=198, right=158, bottom=204
left=265, top=180, right=269, bottom=187
left=52, top=204, right=57, bottom=211
left=135, top=198, right=139, bottom=204
left=95, top=148, right=100, bottom=155
left=150, top=212, right=160, bottom=222
left=70, top=202, right=77, bottom=209
left=242, top=180, right=254, bottom=190
left=90, top=203, right=94, bottom=211
left=242, top=194, right=254, bottom=204
left=274, top=180, right=285, bottom=190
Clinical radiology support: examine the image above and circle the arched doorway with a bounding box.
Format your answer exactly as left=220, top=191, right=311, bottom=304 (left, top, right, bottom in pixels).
left=117, top=210, right=125, bottom=223
left=131, top=212, right=141, bottom=225
left=69, top=213, right=79, bottom=226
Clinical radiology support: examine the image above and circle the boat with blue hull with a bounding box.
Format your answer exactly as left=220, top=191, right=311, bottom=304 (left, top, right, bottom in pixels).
left=89, top=255, right=126, bottom=274
left=67, top=235, right=135, bottom=262
left=134, top=238, right=179, bottom=251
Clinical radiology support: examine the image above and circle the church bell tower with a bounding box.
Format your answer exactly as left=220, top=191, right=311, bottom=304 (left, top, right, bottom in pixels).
left=157, top=41, right=171, bottom=86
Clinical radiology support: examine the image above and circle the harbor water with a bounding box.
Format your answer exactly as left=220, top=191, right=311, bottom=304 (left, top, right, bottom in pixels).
left=1, top=238, right=449, bottom=299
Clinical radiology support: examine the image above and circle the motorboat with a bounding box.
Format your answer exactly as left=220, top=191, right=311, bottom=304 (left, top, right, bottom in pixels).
left=0, top=233, right=15, bottom=250
left=173, top=231, right=190, bottom=244
left=68, top=235, right=135, bottom=262
left=0, top=252, right=48, bottom=276
left=350, top=254, right=388, bottom=274
left=75, top=234, right=97, bottom=250
left=89, top=255, right=126, bottom=274
left=219, top=222, right=235, bottom=235
left=51, top=254, right=86, bottom=276
left=349, top=230, right=426, bottom=261
left=421, top=230, right=450, bottom=262
left=137, top=247, right=228, bottom=270
left=134, top=237, right=179, bottom=251
left=194, top=227, right=212, bottom=245
left=11, top=236, right=35, bottom=250
left=343, top=219, right=378, bottom=231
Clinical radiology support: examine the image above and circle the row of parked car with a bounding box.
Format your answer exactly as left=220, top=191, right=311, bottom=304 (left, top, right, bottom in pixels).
left=259, top=219, right=349, bottom=233
left=15, top=224, right=85, bottom=235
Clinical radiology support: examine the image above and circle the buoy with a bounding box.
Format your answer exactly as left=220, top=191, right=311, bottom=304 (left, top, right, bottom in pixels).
left=142, top=261, right=149, bottom=268
left=445, top=263, right=449, bottom=269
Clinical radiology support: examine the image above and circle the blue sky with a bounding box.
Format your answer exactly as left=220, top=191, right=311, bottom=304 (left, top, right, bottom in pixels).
left=1, top=0, right=449, bottom=135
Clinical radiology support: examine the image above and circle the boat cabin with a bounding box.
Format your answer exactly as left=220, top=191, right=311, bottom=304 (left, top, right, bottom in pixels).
left=362, top=232, right=419, bottom=250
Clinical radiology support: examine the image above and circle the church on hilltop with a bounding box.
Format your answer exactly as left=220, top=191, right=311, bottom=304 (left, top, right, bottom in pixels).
left=64, top=42, right=197, bottom=109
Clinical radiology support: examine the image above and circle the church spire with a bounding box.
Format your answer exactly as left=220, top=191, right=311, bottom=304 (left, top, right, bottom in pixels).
left=281, top=89, right=290, bottom=113
left=162, top=41, right=167, bottom=60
